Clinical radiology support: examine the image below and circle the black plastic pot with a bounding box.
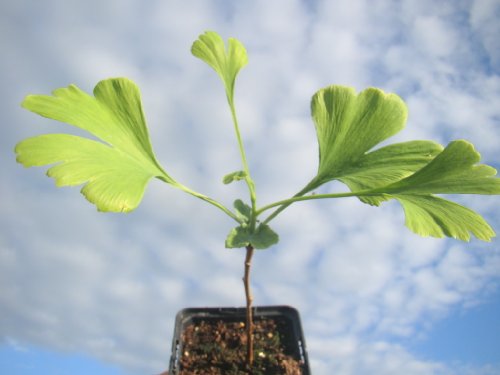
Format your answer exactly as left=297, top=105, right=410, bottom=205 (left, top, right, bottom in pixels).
left=168, top=305, right=310, bottom=374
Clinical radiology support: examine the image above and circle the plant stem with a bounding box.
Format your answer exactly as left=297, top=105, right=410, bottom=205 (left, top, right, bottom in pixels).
left=243, top=244, right=255, bottom=368
left=228, top=98, right=257, bottom=227
left=227, top=83, right=258, bottom=371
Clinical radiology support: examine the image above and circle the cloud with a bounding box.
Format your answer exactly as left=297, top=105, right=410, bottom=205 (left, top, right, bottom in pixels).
left=309, top=338, right=449, bottom=375
left=1, top=0, right=499, bottom=374
left=470, top=0, right=500, bottom=70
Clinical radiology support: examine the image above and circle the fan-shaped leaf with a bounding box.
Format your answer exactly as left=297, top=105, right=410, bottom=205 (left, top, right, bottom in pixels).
left=309, top=85, right=408, bottom=188
left=339, top=140, right=443, bottom=205
left=16, top=78, right=173, bottom=212
left=395, top=195, right=495, bottom=241
left=191, top=31, right=248, bottom=101
left=303, top=85, right=499, bottom=242
left=382, top=140, right=500, bottom=195
left=233, top=199, right=252, bottom=223
left=225, top=223, right=279, bottom=249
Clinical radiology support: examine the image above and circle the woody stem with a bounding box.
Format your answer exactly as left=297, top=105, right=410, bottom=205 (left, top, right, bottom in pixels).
left=243, top=244, right=255, bottom=367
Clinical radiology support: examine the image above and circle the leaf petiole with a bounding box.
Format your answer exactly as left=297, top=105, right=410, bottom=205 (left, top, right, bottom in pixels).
left=259, top=189, right=383, bottom=224
left=175, top=183, right=242, bottom=223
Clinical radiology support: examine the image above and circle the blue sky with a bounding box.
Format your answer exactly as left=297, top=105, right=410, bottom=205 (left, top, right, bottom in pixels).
left=410, top=289, right=500, bottom=366
left=0, top=344, right=124, bottom=375
left=1, top=0, right=499, bottom=374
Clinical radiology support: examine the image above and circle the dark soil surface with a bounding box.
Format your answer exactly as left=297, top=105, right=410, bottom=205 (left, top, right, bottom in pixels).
left=177, top=317, right=304, bottom=374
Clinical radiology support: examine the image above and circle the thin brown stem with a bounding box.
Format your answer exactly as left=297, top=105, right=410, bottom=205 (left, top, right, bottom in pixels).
left=243, top=244, right=255, bottom=368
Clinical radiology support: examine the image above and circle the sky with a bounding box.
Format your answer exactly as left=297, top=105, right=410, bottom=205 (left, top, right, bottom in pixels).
left=1, top=0, right=499, bottom=374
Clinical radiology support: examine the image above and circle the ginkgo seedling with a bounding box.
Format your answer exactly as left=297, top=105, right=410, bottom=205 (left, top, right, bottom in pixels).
left=15, top=31, right=500, bottom=368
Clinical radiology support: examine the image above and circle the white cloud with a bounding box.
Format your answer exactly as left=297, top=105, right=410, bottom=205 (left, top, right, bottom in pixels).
left=412, top=16, right=459, bottom=58
left=309, top=338, right=449, bottom=375
left=470, top=0, right=500, bottom=70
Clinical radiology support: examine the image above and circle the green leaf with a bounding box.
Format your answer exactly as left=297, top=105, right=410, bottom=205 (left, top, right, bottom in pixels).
left=233, top=199, right=252, bottom=223
left=339, top=140, right=443, bottom=205
left=380, top=140, right=500, bottom=241
left=382, top=140, right=500, bottom=195
left=15, top=78, right=173, bottom=212
left=305, top=85, right=499, bottom=242
left=309, top=85, right=408, bottom=188
left=223, top=170, right=247, bottom=184
left=191, top=31, right=248, bottom=101
left=395, top=195, right=495, bottom=241
left=225, top=223, right=279, bottom=249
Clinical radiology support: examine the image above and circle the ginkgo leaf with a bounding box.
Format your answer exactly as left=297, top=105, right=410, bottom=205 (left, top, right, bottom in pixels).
left=339, top=140, right=443, bottom=205
left=16, top=78, right=174, bottom=212
left=225, top=223, right=279, bottom=249
left=395, top=195, right=495, bottom=241
left=233, top=199, right=252, bottom=223
left=191, top=31, right=248, bottom=102
left=301, top=85, right=499, bottom=242
left=309, top=85, right=408, bottom=189
left=381, top=140, right=500, bottom=195
left=223, top=170, right=247, bottom=185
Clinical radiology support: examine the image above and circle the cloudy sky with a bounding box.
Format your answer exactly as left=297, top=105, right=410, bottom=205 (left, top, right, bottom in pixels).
left=1, top=0, right=500, bottom=374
